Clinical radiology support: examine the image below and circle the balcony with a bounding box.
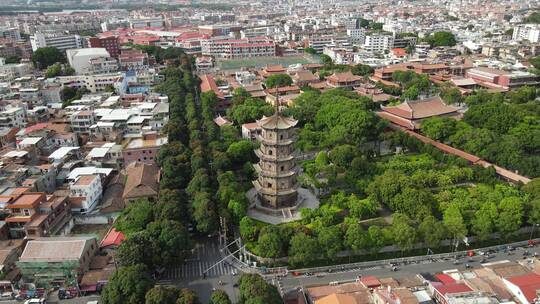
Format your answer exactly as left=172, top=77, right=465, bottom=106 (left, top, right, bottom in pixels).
left=253, top=180, right=299, bottom=196
left=254, top=149, right=295, bottom=162
left=253, top=163, right=297, bottom=178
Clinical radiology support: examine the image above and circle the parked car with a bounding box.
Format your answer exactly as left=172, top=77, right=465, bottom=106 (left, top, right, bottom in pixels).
left=24, top=299, right=46, bottom=304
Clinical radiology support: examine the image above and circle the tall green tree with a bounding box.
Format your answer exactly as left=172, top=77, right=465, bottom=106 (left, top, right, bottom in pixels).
left=264, top=74, right=293, bottom=88
left=288, top=232, right=319, bottom=267
left=176, top=289, right=200, bottom=304
left=497, top=197, right=524, bottom=237
left=391, top=213, right=416, bottom=252
left=472, top=202, right=498, bottom=240
left=257, top=226, right=284, bottom=258
left=102, top=264, right=153, bottom=304
left=317, top=225, right=343, bottom=260
left=145, top=286, right=180, bottom=304
left=418, top=215, right=446, bottom=248
left=425, top=31, right=457, bottom=47
left=238, top=274, right=282, bottom=304
left=210, top=290, right=231, bottom=304
left=114, top=199, right=154, bottom=236
left=32, top=46, right=65, bottom=69
left=443, top=204, right=468, bottom=241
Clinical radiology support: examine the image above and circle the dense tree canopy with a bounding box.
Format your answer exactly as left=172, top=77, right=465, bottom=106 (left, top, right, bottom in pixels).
left=102, top=264, right=153, bottom=304
left=238, top=274, right=282, bottom=304
left=425, top=31, right=457, bottom=47
left=264, top=73, right=293, bottom=88
left=31, top=46, right=65, bottom=69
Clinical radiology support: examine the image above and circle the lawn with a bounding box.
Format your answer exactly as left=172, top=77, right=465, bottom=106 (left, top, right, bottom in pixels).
left=216, top=55, right=318, bottom=70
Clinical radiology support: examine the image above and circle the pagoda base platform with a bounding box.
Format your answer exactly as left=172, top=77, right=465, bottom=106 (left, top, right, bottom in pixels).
left=246, top=187, right=320, bottom=224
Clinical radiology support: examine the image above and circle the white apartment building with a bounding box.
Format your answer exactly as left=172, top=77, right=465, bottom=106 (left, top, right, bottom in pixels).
left=240, top=26, right=275, bottom=39
left=69, top=174, right=102, bottom=213
left=66, top=48, right=111, bottom=75
left=0, top=61, right=32, bottom=81
left=305, top=35, right=334, bottom=53
left=347, top=28, right=366, bottom=43
left=0, top=107, right=26, bottom=128
left=363, top=33, right=394, bottom=53
left=19, top=88, right=41, bottom=105
left=512, top=24, right=540, bottom=43
left=30, top=33, right=84, bottom=52
left=54, top=73, right=122, bottom=93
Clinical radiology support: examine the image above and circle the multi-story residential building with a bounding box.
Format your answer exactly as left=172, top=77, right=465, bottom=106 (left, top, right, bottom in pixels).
left=0, top=60, right=32, bottom=81
left=304, top=35, right=334, bottom=53
left=118, top=48, right=149, bottom=71
left=70, top=110, right=95, bottom=135
left=66, top=48, right=111, bottom=75
left=512, top=24, right=540, bottom=43
left=88, top=57, right=119, bottom=75
left=54, top=73, right=122, bottom=93
left=17, top=236, right=98, bottom=288
left=69, top=174, right=102, bottom=213
left=0, top=38, right=32, bottom=60
left=122, top=132, right=167, bottom=167
left=240, top=26, right=275, bottom=39
left=363, top=32, right=394, bottom=53
left=347, top=28, right=366, bottom=43
left=201, top=37, right=276, bottom=59
left=30, top=33, right=85, bottom=52
left=19, top=88, right=41, bottom=105
left=129, top=17, right=165, bottom=29
left=0, top=107, right=26, bottom=128
left=0, top=27, right=21, bottom=41
left=40, top=83, right=63, bottom=104
left=5, top=192, right=72, bottom=239
left=198, top=24, right=242, bottom=37
left=88, top=36, right=120, bottom=58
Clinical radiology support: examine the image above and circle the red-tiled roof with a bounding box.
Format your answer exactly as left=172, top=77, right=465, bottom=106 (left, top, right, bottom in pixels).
left=434, top=283, right=472, bottom=296
left=360, top=275, right=381, bottom=288
left=23, top=123, right=49, bottom=135
left=435, top=274, right=456, bottom=285
left=100, top=227, right=125, bottom=248
left=200, top=74, right=224, bottom=99
left=506, top=273, right=540, bottom=303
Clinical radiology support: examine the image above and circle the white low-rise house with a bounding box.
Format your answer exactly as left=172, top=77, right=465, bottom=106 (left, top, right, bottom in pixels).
left=0, top=107, right=26, bottom=128
left=69, top=174, right=102, bottom=213
left=48, top=146, right=80, bottom=164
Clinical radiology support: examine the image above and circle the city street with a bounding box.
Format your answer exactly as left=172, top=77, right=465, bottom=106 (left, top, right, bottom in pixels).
left=159, top=237, right=240, bottom=303
left=276, top=245, right=538, bottom=293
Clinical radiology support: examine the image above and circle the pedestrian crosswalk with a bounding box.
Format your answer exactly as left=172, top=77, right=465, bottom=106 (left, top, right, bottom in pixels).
left=163, top=259, right=236, bottom=279
left=161, top=239, right=238, bottom=280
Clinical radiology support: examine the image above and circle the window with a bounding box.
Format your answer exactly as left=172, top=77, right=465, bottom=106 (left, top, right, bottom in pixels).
left=23, top=209, right=30, bottom=216
left=280, top=134, right=284, bottom=140
left=267, top=183, right=272, bottom=188
left=280, top=166, right=284, bottom=171
left=268, top=150, right=273, bottom=155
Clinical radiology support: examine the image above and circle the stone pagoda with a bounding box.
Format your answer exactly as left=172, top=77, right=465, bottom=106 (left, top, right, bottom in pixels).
left=252, top=110, right=299, bottom=209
